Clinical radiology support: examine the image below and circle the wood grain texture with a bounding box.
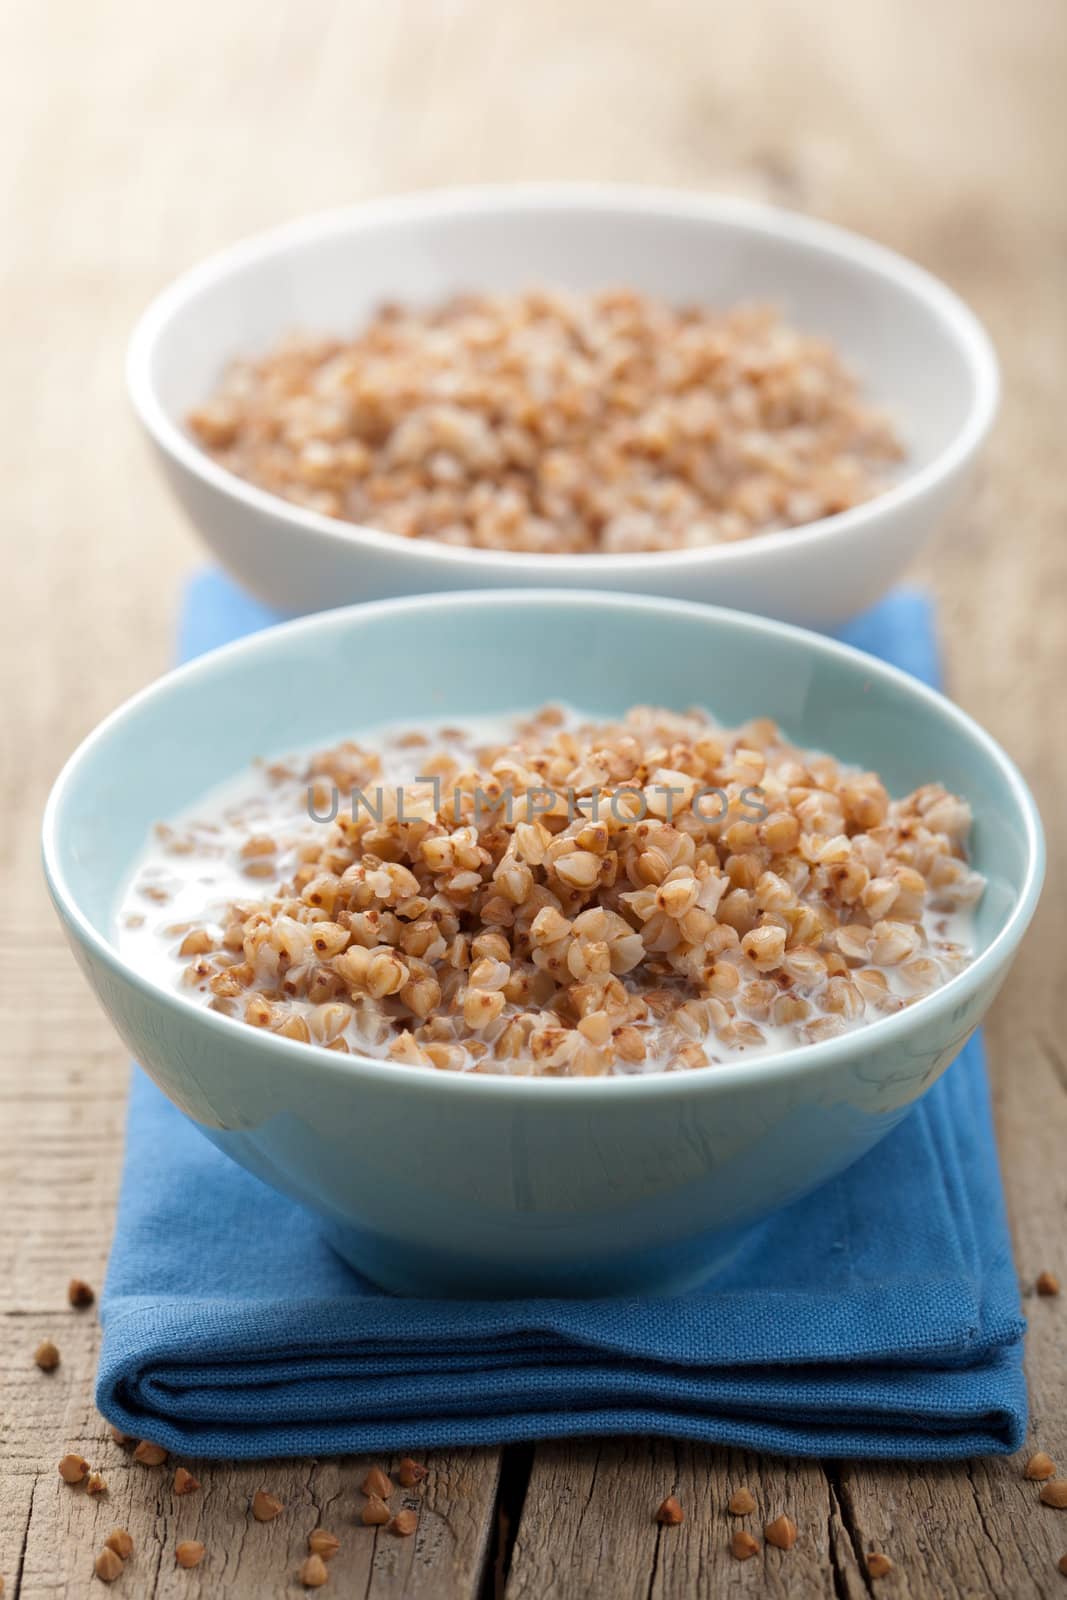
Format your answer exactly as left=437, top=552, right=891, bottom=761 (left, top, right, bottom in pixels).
left=1, top=0, right=1065, bottom=1595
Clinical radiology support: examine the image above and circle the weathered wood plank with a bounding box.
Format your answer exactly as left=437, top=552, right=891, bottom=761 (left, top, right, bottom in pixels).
left=504, top=0, right=1067, bottom=1591
left=0, top=0, right=512, bottom=1591
left=507, top=1441, right=865, bottom=1599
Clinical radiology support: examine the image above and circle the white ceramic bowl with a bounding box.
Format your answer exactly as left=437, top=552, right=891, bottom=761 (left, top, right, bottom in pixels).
left=128, top=185, right=998, bottom=626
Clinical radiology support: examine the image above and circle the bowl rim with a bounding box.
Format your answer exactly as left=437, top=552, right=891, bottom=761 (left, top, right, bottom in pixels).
left=42, top=588, right=1045, bottom=1100
left=127, top=181, right=1000, bottom=578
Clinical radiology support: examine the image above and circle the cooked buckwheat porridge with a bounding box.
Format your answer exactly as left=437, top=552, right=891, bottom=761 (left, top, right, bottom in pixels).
left=188, top=291, right=903, bottom=553
left=117, top=705, right=983, bottom=1077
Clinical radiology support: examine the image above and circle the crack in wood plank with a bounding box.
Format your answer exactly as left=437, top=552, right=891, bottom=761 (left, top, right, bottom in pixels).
left=12, top=1474, right=37, bottom=1600
left=1038, top=1035, right=1067, bottom=1099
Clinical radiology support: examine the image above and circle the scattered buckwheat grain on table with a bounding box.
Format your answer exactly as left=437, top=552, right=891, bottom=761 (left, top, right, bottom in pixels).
left=33, top=1338, right=60, bottom=1371
left=731, top=1529, right=761, bottom=1560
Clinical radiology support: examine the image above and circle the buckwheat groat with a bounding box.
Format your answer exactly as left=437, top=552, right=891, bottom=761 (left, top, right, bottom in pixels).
left=189, top=291, right=902, bottom=553
left=120, top=705, right=983, bottom=1078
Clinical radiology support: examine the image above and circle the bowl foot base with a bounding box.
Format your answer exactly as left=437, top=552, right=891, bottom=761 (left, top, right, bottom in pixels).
left=321, top=1218, right=754, bottom=1300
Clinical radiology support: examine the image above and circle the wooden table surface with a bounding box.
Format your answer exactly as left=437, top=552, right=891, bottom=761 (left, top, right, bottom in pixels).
left=2, top=0, right=1065, bottom=1594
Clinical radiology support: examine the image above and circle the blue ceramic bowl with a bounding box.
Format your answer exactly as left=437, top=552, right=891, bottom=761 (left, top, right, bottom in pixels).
left=43, top=593, right=1043, bottom=1297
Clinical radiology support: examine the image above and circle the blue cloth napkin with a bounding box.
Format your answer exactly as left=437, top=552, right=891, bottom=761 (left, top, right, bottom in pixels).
left=96, top=573, right=1027, bottom=1461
